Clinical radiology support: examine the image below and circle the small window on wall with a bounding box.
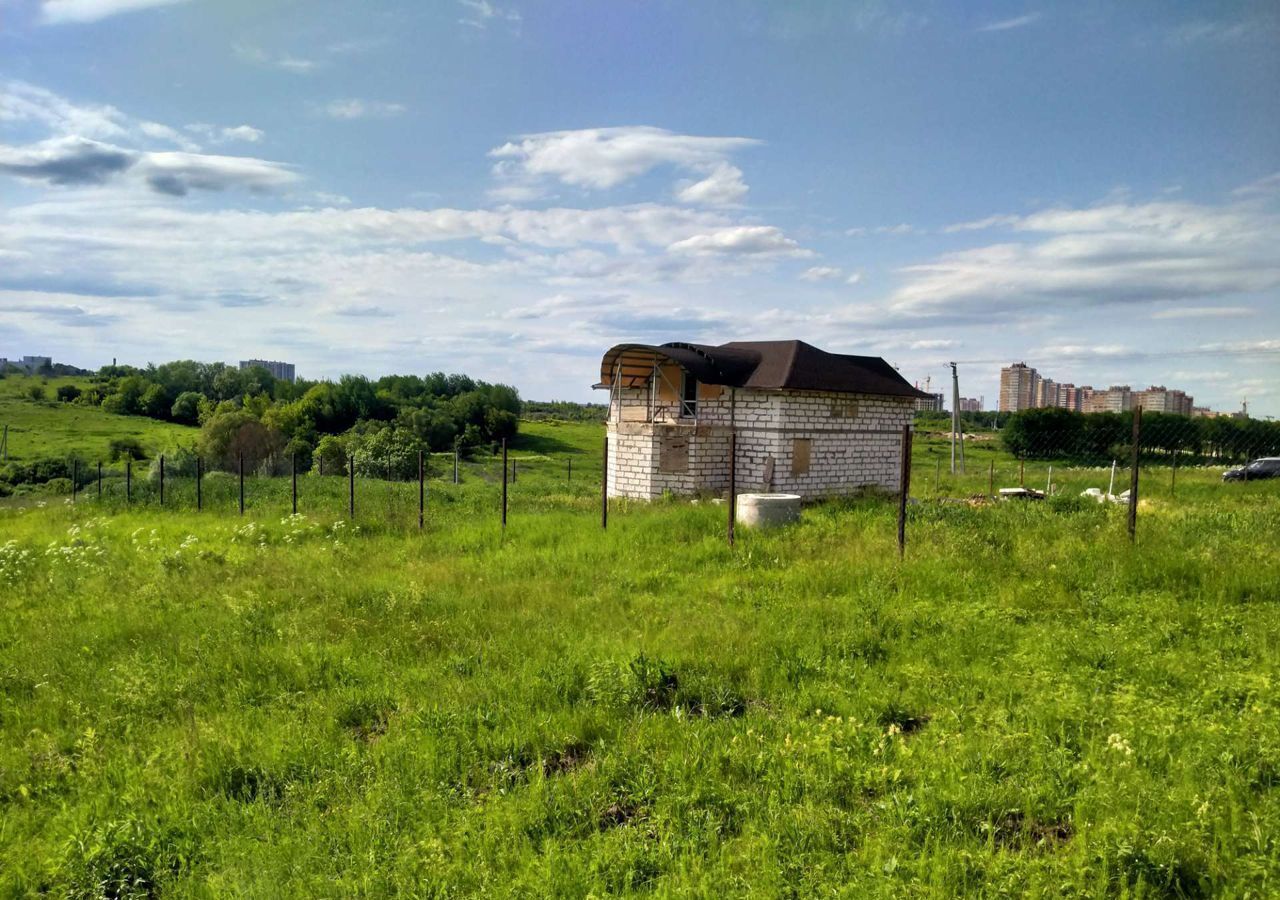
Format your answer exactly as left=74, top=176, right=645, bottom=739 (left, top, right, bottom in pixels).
left=680, top=372, right=698, bottom=418
left=791, top=438, right=811, bottom=476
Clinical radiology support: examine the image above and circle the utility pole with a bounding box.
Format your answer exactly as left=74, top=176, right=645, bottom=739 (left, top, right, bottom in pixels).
left=949, top=361, right=965, bottom=474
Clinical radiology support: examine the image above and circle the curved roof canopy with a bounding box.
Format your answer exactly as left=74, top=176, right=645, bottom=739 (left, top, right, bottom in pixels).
left=598, top=340, right=930, bottom=399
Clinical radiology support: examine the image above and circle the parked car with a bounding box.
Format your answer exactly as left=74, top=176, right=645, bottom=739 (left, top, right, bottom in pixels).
left=1223, top=457, right=1280, bottom=481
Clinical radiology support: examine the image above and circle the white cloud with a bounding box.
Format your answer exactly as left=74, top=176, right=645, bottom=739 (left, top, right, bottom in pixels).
left=232, top=44, right=319, bottom=75
left=846, top=222, right=917, bottom=236
left=0, top=83, right=297, bottom=196
left=976, top=13, right=1041, bottom=33
left=846, top=271, right=863, bottom=285
left=667, top=225, right=810, bottom=257
left=458, top=0, right=521, bottom=30
left=322, top=99, right=407, bottom=120
left=0, top=136, right=298, bottom=194
left=219, top=125, right=264, bottom=143
left=1151, top=306, right=1254, bottom=320
left=136, top=151, right=297, bottom=196
left=908, top=339, right=958, bottom=350
left=799, top=266, right=843, bottom=282
left=890, top=198, right=1280, bottom=315
left=40, top=0, right=190, bottom=25
left=488, top=126, right=760, bottom=202
left=674, top=162, right=748, bottom=206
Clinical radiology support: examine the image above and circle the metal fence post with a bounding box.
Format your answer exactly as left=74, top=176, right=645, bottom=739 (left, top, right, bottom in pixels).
left=567, top=457, right=572, bottom=484
left=501, top=438, right=508, bottom=529
left=727, top=431, right=737, bottom=547
left=898, top=424, right=913, bottom=558
left=988, top=459, right=994, bottom=497
left=418, top=449, right=424, bottom=530
left=1127, top=406, right=1142, bottom=542
left=239, top=452, right=245, bottom=515
left=159, top=455, right=165, bottom=506
left=97, top=461, right=102, bottom=499
left=601, top=435, right=608, bottom=530
left=1019, top=457, right=1025, bottom=487
left=291, top=453, right=298, bottom=515
left=453, top=448, right=459, bottom=484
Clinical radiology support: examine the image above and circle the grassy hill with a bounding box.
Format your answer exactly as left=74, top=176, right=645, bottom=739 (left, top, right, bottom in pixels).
left=1, top=423, right=1277, bottom=894
left=0, top=374, right=196, bottom=463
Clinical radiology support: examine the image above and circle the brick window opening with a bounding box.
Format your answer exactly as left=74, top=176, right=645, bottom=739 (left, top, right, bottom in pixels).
left=791, top=438, right=811, bottom=476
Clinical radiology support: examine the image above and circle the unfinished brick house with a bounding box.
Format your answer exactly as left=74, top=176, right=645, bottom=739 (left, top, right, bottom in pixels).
left=597, top=340, right=929, bottom=500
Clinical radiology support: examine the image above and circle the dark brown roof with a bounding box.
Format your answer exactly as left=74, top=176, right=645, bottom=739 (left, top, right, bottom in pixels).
left=598, top=340, right=930, bottom=399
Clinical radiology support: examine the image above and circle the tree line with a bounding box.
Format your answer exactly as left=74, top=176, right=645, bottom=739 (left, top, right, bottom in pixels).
left=3, top=362, right=523, bottom=491
left=999, top=406, right=1280, bottom=463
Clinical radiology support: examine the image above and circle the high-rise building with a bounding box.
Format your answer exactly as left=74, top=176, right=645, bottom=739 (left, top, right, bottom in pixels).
left=999, top=362, right=1039, bottom=412
left=1083, top=385, right=1132, bottom=413
left=959, top=397, right=982, bottom=412
left=1136, top=386, right=1193, bottom=415
left=915, top=392, right=945, bottom=412
left=239, top=359, right=296, bottom=382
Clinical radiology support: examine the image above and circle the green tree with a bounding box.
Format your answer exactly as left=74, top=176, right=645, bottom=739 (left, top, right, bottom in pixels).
left=170, top=391, right=205, bottom=425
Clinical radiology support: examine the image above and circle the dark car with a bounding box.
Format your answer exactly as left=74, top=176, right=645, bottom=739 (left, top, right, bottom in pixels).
left=1223, top=457, right=1280, bottom=481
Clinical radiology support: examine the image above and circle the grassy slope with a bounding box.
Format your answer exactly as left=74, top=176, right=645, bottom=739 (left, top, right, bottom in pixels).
left=1, top=418, right=1278, bottom=896
left=0, top=375, right=196, bottom=463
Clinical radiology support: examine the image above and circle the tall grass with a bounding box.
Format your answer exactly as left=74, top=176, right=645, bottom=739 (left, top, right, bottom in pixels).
left=0, top=427, right=1277, bottom=896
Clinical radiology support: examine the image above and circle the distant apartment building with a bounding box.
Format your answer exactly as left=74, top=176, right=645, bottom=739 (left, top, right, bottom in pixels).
left=999, top=362, right=1040, bottom=412
left=915, top=391, right=945, bottom=412
left=0, top=355, right=52, bottom=373
left=1082, top=385, right=1133, bottom=413
left=239, top=359, right=296, bottom=382
left=959, top=396, right=982, bottom=412
left=1136, top=385, right=1193, bottom=416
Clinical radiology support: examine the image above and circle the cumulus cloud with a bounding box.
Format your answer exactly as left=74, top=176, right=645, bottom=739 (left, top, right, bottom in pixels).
left=39, top=0, right=190, bottom=25
left=489, top=126, right=760, bottom=204
left=322, top=99, right=407, bottom=120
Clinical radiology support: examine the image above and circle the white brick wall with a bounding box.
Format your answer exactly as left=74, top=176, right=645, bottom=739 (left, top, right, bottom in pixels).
left=606, top=387, right=914, bottom=500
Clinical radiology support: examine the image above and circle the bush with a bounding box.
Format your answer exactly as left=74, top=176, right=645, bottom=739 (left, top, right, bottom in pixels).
left=40, top=477, right=72, bottom=495
left=149, top=444, right=200, bottom=482
left=314, top=435, right=348, bottom=476
left=27, top=383, right=46, bottom=402
left=108, top=437, right=147, bottom=462
left=56, top=384, right=82, bottom=403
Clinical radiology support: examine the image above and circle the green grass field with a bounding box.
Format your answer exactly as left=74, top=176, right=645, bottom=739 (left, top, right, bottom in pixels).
left=2, top=417, right=1278, bottom=896
left=0, top=375, right=196, bottom=463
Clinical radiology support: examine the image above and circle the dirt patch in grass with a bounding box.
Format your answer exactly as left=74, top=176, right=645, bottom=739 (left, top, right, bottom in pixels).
left=337, top=697, right=396, bottom=742
left=541, top=739, right=593, bottom=776
left=877, top=704, right=930, bottom=734
left=599, top=799, right=642, bottom=830
left=989, top=811, right=1075, bottom=851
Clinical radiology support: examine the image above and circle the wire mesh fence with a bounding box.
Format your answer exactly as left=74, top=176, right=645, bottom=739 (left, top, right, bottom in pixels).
left=12, top=408, right=1280, bottom=551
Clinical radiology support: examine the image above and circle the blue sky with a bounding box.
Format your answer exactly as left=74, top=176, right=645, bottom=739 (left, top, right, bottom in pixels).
left=1, top=0, right=1277, bottom=412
